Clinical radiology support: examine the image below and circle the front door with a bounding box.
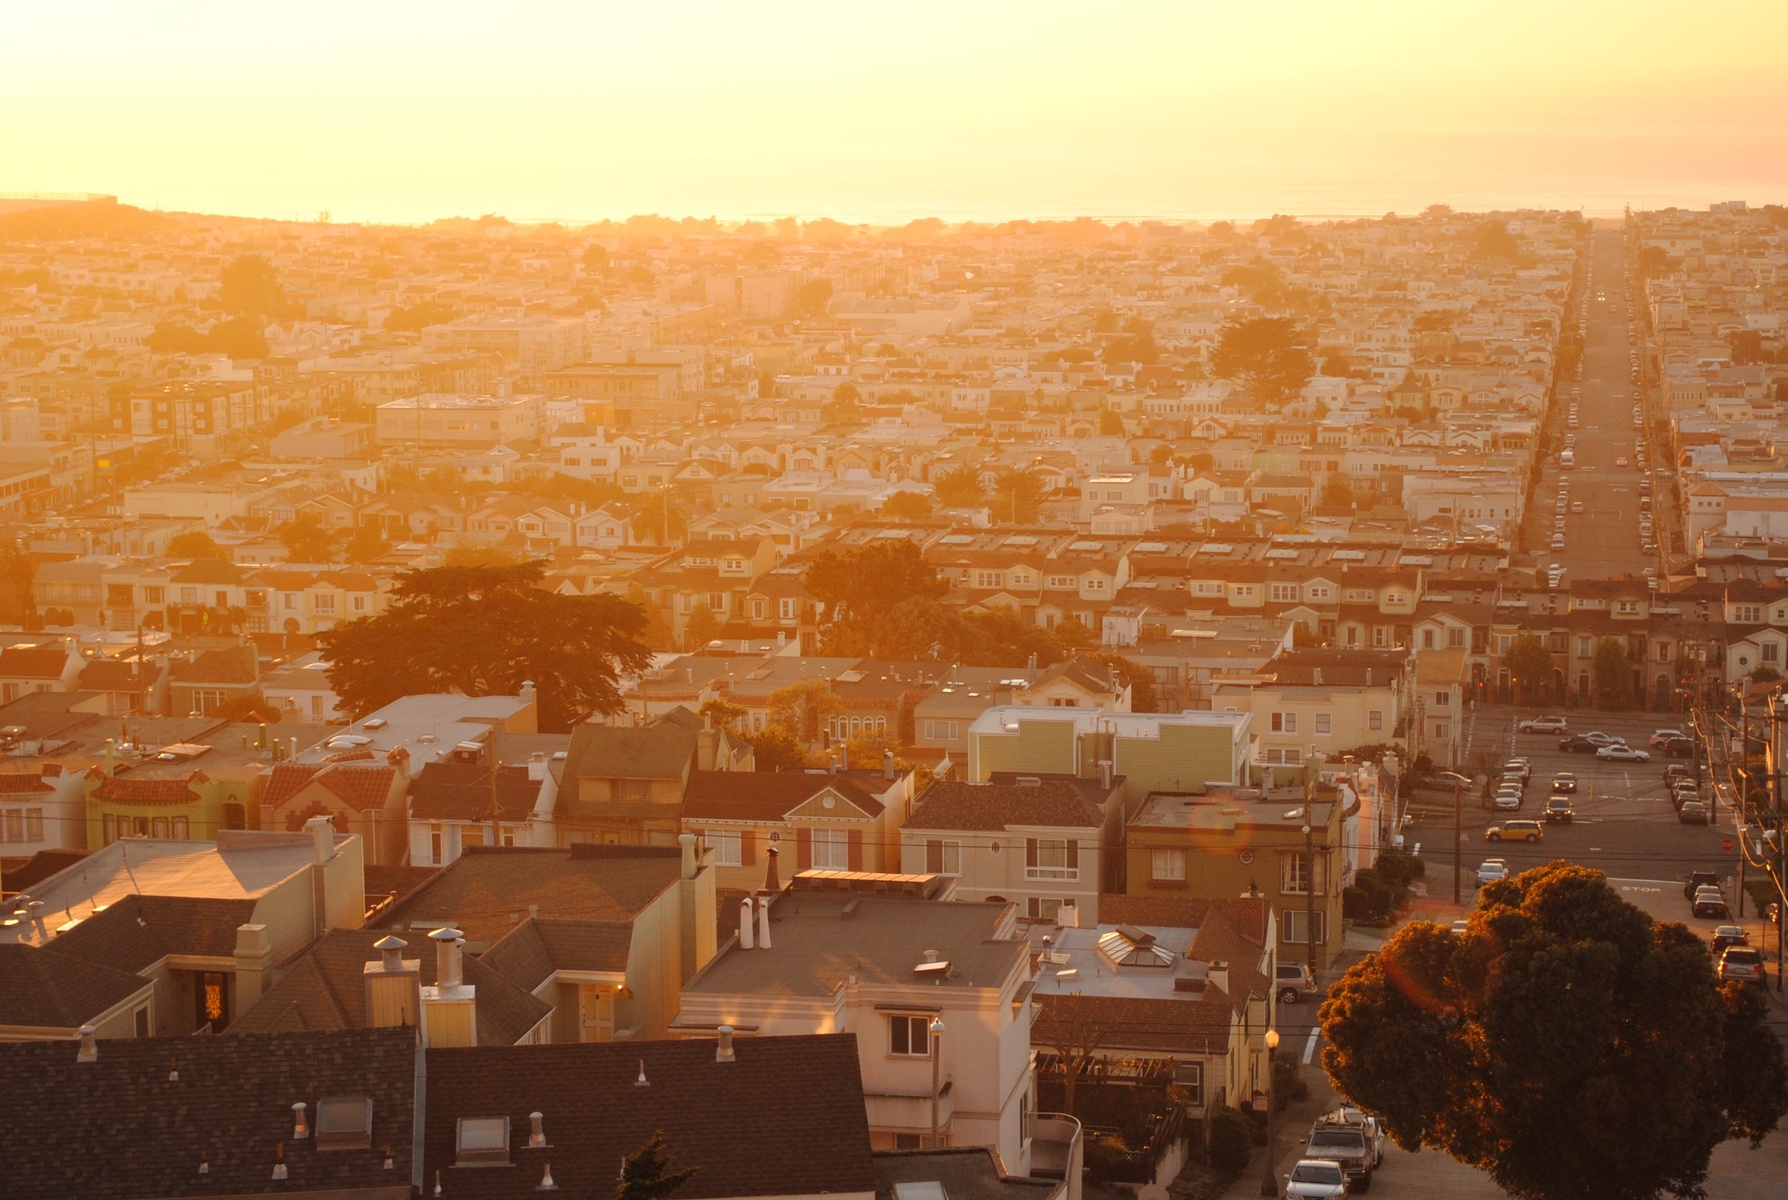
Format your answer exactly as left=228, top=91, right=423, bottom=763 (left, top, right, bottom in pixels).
left=579, top=986, right=613, bottom=1042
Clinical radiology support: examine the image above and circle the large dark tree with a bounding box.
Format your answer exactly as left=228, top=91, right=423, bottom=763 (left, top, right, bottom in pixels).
left=1504, top=633, right=1554, bottom=703
left=1320, top=863, right=1788, bottom=1200
left=932, top=465, right=987, bottom=509
left=318, top=561, right=652, bottom=732
left=1210, top=317, right=1315, bottom=410
left=804, top=540, right=948, bottom=654
left=990, top=466, right=1048, bottom=524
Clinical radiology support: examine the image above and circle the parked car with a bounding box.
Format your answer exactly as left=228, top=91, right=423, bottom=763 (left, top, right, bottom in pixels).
left=1518, top=715, right=1568, bottom=734
left=1558, top=734, right=1603, bottom=753
left=1660, top=737, right=1695, bottom=759
left=1551, top=771, right=1578, bottom=793
left=1505, top=757, right=1533, bottom=781
left=1305, top=1117, right=1374, bottom=1191
left=1326, top=1107, right=1387, bottom=1169
left=1678, top=800, right=1709, bottom=824
left=1276, top=962, right=1319, bottom=1005
left=1597, top=745, right=1651, bottom=762
left=1487, top=819, right=1544, bottom=843
left=1693, top=886, right=1729, bottom=919
left=1583, top=732, right=1623, bottom=746
left=1416, top=771, right=1473, bottom=794
left=1284, top=1158, right=1351, bottom=1199
left=1545, top=796, right=1574, bottom=824
left=1494, top=785, right=1523, bottom=811
left=1719, top=946, right=1766, bottom=986
left=1478, top=859, right=1510, bottom=886
left=1665, top=764, right=1696, bottom=786
left=1683, top=870, right=1720, bottom=899
left=1711, top=926, right=1749, bottom=954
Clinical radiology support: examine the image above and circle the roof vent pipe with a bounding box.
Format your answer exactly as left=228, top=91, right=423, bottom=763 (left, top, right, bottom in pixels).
left=376, top=934, right=407, bottom=970
left=884, top=750, right=895, bottom=781
left=756, top=896, right=773, bottom=950
left=76, top=1024, right=97, bottom=1062
left=529, top=1112, right=547, bottom=1148
left=293, top=1101, right=310, bottom=1140
left=716, top=1024, right=736, bottom=1063
left=739, top=898, right=755, bottom=950
left=430, top=926, right=465, bottom=987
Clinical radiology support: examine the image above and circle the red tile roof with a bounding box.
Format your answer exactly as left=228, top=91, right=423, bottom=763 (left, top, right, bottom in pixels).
left=90, top=773, right=203, bottom=806
left=0, top=772, right=53, bottom=794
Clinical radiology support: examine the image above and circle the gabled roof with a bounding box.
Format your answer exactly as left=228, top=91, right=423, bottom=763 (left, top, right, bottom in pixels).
left=90, top=772, right=205, bottom=805
left=0, top=646, right=71, bottom=680
left=380, top=844, right=682, bottom=945
left=422, top=1034, right=875, bottom=1200
left=683, top=769, right=886, bottom=822
left=480, top=916, right=636, bottom=990
left=0, top=1027, right=417, bottom=1200
left=168, top=644, right=258, bottom=686
left=262, top=761, right=399, bottom=813
left=48, top=893, right=261, bottom=974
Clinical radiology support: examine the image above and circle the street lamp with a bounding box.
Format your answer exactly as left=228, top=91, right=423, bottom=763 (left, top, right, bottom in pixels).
left=1259, top=1028, right=1281, bottom=1197
left=929, top=1015, right=946, bottom=1148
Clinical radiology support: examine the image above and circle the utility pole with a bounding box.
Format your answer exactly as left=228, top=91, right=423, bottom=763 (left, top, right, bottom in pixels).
left=1305, top=762, right=1318, bottom=980
left=1452, top=778, right=1463, bottom=905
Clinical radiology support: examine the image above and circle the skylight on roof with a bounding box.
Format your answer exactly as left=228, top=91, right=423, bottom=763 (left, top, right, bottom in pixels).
left=1264, top=549, right=1298, bottom=560
left=1331, top=550, right=1367, bottom=562
left=1200, top=543, right=1234, bottom=555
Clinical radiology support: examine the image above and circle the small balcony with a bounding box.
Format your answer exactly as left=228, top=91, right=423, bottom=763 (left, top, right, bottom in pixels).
left=1028, top=1113, right=1084, bottom=1200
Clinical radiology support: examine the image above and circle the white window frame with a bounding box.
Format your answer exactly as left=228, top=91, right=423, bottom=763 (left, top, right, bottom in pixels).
left=811, top=828, right=848, bottom=870
left=925, top=839, right=961, bottom=876
left=1151, top=847, right=1186, bottom=881
left=889, top=1013, right=935, bottom=1058
left=705, top=829, right=742, bottom=867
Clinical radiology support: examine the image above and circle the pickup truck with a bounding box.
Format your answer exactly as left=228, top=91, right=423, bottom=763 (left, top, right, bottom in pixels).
left=1305, top=1118, right=1375, bottom=1191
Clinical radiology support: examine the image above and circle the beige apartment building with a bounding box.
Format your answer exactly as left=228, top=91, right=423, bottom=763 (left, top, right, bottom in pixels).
left=1212, top=649, right=1410, bottom=779
left=374, top=392, right=544, bottom=448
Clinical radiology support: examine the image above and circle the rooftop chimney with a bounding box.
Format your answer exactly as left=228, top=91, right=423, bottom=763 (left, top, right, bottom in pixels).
left=678, top=832, right=698, bottom=881
left=527, top=751, right=548, bottom=782
left=272, top=1143, right=287, bottom=1182
left=377, top=934, right=407, bottom=970
left=738, top=898, right=755, bottom=950
left=762, top=845, right=780, bottom=894
left=76, top=1024, right=97, bottom=1062
left=756, top=896, right=773, bottom=950
left=716, top=1024, right=736, bottom=1063
left=430, top=927, right=465, bottom=987
left=303, top=814, right=335, bottom=864
left=364, top=936, right=422, bottom=1029
left=884, top=749, right=895, bottom=781
left=293, top=1101, right=310, bottom=1140
left=529, top=1112, right=547, bottom=1148
left=1312, top=667, right=1322, bottom=686
left=519, top=680, right=536, bottom=707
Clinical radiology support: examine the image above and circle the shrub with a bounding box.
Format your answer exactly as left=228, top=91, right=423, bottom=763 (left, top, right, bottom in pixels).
left=1208, top=1107, right=1255, bottom=1172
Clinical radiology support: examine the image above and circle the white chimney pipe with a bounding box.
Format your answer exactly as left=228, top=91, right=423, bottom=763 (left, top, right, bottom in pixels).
left=76, top=1024, right=97, bottom=1062
left=756, top=896, right=772, bottom=950
left=529, top=1111, right=546, bottom=1147
left=377, top=934, right=407, bottom=970
left=738, top=898, right=755, bottom=950
left=716, top=1024, right=736, bottom=1063
left=303, top=814, right=334, bottom=864
left=293, top=1101, right=310, bottom=1139
left=884, top=749, right=895, bottom=781
left=430, top=927, right=465, bottom=987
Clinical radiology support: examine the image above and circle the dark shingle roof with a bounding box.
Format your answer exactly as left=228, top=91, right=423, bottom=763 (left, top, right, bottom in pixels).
left=0, top=942, right=150, bottom=1029
left=0, top=1027, right=417, bottom=1200
left=379, top=845, right=681, bottom=945
left=480, top=917, right=635, bottom=990
left=906, top=780, right=1103, bottom=831
left=227, top=928, right=550, bottom=1047
left=0, top=646, right=71, bottom=680
left=422, top=1034, right=875, bottom=1200
left=406, top=761, right=542, bottom=822
left=48, top=894, right=261, bottom=974
left=169, top=645, right=258, bottom=686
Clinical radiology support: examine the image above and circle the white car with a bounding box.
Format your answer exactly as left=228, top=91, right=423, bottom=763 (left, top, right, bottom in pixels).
left=1650, top=728, right=1686, bottom=747
left=1478, top=859, right=1510, bottom=886
left=1284, top=1159, right=1349, bottom=1199
left=1518, top=716, right=1568, bottom=734
left=1596, top=744, right=1651, bottom=762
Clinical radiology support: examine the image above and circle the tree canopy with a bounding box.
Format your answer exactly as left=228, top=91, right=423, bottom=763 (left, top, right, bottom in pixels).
left=990, top=466, right=1048, bottom=524
left=1504, top=633, right=1554, bottom=702
left=167, top=530, right=229, bottom=561
left=1320, top=862, right=1788, bottom=1200
left=1210, top=317, right=1315, bottom=410
left=617, top=1131, right=696, bottom=1200
left=317, top=561, right=653, bottom=732
left=932, top=465, right=987, bottom=509
left=1593, top=637, right=1634, bottom=709
left=220, top=253, right=286, bottom=318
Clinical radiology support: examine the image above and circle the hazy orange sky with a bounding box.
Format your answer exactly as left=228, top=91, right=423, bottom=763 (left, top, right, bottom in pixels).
left=5, top=1, right=1787, bottom=225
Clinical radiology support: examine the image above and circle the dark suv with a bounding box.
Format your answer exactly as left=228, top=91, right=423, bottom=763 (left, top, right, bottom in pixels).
left=1544, top=795, right=1574, bottom=824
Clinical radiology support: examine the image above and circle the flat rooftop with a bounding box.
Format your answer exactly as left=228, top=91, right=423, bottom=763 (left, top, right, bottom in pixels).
left=1131, top=790, right=1339, bottom=832
left=684, top=889, right=1027, bottom=999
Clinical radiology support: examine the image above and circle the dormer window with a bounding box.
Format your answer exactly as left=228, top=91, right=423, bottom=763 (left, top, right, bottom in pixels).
left=456, top=1117, right=510, bottom=1165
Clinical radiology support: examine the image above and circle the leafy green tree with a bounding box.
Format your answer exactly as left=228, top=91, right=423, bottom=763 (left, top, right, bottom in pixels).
left=881, top=490, right=933, bottom=519
left=277, top=514, right=338, bottom=563
left=146, top=322, right=209, bottom=355
left=617, top=1131, right=696, bottom=1200
left=1637, top=245, right=1671, bottom=279
left=766, top=679, right=842, bottom=746
left=683, top=601, right=722, bottom=651
left=342, top=522, right=391, bottom=565
left=991, top=466, right=1048, bottom=524
left=1098, top=408, right=1126, bottom=435
left=0, top=541, right=37, bottom=626
left=790, top=278, right=832, bottom=318
left=167, top=531, right=229, bottom=560
left=205, top=316, right=270, bottom=359
left=747, top=725, right=810, bottom=772
left=1080, top=650, right=1158, bottom=712
left=1321, top=863, right=1788, bottom=1200
left=1504, top=633, right=1554, bottom=703
left=383, top=300, right=457, bottom=333
left=698, top=696, right=748, bottom=732
left=805, top=540, right=949, bottom=655
left=220, top=253, right=286, bottom=318
left=317, top=561, right=652, bottom=732
left=1470, top=220, right=1521, bottom=261
left=932, top=465, right=986, bottom=509
left=1210, top=317, right=1315, bottom=410
left=1593, top=637, right=1634, bottom=709
left=630, top=493, right=687, bottom=545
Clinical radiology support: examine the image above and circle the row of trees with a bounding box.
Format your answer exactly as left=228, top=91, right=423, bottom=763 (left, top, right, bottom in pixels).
left=1502, top=632, right=1648, bottom=709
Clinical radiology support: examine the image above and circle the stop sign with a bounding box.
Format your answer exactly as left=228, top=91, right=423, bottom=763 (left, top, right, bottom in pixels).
left=1722, top=838, right=1735, bottom=853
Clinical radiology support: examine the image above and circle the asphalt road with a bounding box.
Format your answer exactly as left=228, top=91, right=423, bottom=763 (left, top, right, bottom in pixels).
left=1523, top=228, right=1662, bottom=582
